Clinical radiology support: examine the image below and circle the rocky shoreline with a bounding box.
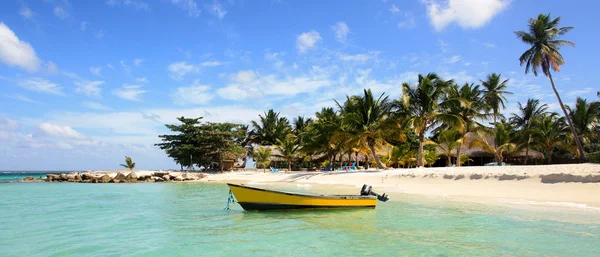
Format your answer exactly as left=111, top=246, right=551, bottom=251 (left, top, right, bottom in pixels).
left=22, top=171, right=206, bottom=183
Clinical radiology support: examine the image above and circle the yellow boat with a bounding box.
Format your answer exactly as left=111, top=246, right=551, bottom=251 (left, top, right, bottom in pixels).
left=227, top=183, right=389, bottom=211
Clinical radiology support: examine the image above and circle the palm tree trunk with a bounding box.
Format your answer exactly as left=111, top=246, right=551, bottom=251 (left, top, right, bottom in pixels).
left=417, top=129, right=425, bottom=167
left=524, top=136, right=530, bottom=165
left=446, top=154, right=451, bottom=167
left=368, top=139, right=386, bottom=169
left=456, top=144, right=462, bottom=167
left=288, top=159, right=291, bottom=172
left=548, top=72, right=585, bottom=162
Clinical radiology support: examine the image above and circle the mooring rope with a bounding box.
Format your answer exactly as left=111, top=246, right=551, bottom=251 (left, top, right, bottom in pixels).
left=223, top=189, right=235, bottom=210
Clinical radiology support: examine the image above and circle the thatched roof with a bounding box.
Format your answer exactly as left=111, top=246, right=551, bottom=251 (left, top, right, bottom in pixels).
left=251, top=145, right=369, bottom=162
left=435, top=132, right=544, bottom=159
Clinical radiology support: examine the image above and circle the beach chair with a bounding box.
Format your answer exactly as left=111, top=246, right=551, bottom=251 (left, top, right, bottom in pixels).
left=270, top=167, right=280, bottom=173
left=348, top=162, right=357, bottom=170
left=339, top=163, right=349, bottom=171
left=320, top=164, right=331, bottom=171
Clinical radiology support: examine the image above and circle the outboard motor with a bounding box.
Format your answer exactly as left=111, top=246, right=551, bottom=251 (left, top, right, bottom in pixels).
left=360, top=184, right=389, bottom=202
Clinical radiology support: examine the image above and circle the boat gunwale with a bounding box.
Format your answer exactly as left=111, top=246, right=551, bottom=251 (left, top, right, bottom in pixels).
left=227, top=183, right=376, bottom=200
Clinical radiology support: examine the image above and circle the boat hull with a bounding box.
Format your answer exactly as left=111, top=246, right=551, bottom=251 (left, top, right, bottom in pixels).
left=227, top=183, right=377, bottom=211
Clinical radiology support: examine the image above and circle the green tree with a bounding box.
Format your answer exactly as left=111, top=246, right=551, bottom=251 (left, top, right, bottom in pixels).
left=469, top=122, right=517, bottom=164
left=301, top=107, right=341, bottom=166
left=276, top=134, right=301, bottom=171
left=515, top=13, right=584, bottom=161
left=248, top=109, right=292, bottom=145
left=566, top=97, right=600, bottom=145
left=252, top=146, right=272, bottom=172
left=292, top=116, right=312, bottom=136
left=481, top=73, right=512, bottom=126
left=423, top=149, right=439, bottom=167
left=436, top=130, right=463, bottom=167
left=336, top=89, right=392, bottom=169
left=120, top=156, right=136, bottom=170
left=398, top=73, right=462, bottom=167
left=510, top=98, right=548, bottom=164
left=530, top=113, right=567, bottom=164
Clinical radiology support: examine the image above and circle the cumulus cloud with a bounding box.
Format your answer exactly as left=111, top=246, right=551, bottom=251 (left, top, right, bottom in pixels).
left=18, top=78, right=63, bottom=95
left=75, top=81, right=105, bottom=97
left=0, top=23, right=42, bottom=72
left=297, top=30, right=322, bottom=53
left=38, top=123, right=88, bottom=140
left=424, top=0, right=510, bottom=31
left=331, top=22, right=350, bottom=43
left=168, top=61, right=197, bottom=79
left=113, top=84, right=146, bottom=101
left=171, top=80, right=214, bottom=105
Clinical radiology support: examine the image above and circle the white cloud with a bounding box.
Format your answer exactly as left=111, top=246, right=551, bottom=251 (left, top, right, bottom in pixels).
left=398, top=13, right=416, bottom=29
left=0, top=117, right=19, bottom=130
left=232, top=70, right=257, bottom=83
left=424, top=0, right=510, bottom=31
left=82, top=101, right=112, bottom=111
left=217, top=85, right=252, bottom=100
left=567, top=87, right=594, bottom=97
left=484, top=42, right=496, bottom=48
left=338, top=51, right=380, bottom=63
left=20, top=8, right=34, bottom=19
left=90, top=66, right=102, bottom=76
left=445, top=55, right=461, bottom=63
left=53, top=7, right=69, bottom=19
left=0, top=23, right=42, bottom=72
left=47, top=61, right=58, bottom=73
left=297, top=30, right=322, bottom=53
left=170, top=0, right=201, bottom=17
left=120, top=60, right=130, bottom=74
left=106, top=0, right=150, bottom=11
left=438, top=39, right=448, bottom=52
left=201, top=60, right=226, bottom=67
left=80, top=21, right=89, bottom=31
left=5, top=93, right=38, bottom=103
left=390, top=4, right=400, bottom=13
left=440, top=70, right=474, bottom=84
left=113, top=84, right=146, bottom=101
left=18, top=78, right=63, bottom=95
left=136, top=77, right=148, bottom=83
left=95, top=30, right=104, bottom=39
left=134, top=58, right=144, bottom=67
left=264, top=51, right=284, bottom=68
left=177, top=48, right=192, bottom=59
left=210, top=1, right=227, bottom=19
left=38, top=123, right=88, bottom=140
left=171, top=79, right=214, bottom=105
left=75, top=81, right=104, bottom=97
left=331, top=22, right=350, bottom=43
left=168, top=61, right=197, bottom=79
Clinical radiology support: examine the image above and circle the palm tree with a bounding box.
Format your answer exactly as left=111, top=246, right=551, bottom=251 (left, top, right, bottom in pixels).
left=436, top=130, right=463, bottom=167
left=252, top=146, right=272, bottom=172
left=515, top=13, right=585, bottom=162
left=469, top=122, right=517, bottom=164
left=120, top=156, right=136, bottom=170
left=509, top=98, right=548, bottom=164
left=566, top=97, right=600, bottom=145
left=336, top=89, right=392, bottom=169
left=530, top=113, right=567, bottom=164
left=249, top=109, right=292, bottom=145
left=481, top=73, right=512, bottom=126
left=398, top=73, right=461, bottom=167
left=292, top=116, right=312, bottom=136
left=276, top=134, right=301, bottom=171
left=301, top=107, right=340, bottom=166
left=423, top=150, right=439, bottom=167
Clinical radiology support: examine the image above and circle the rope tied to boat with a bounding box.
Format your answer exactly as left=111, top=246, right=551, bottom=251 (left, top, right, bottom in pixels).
left=223, top=189, right=236, bottom=210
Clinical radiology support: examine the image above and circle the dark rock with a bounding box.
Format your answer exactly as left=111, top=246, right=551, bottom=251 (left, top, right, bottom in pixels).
left=153, top=171, right=169, bottom=177
left=154, top=177, right=164, bottom=182
left=99, top=175, right=112, bottom=183
left=59, top=174, right=68, bottom=181
left=82, top=173, right=98, bottom=180
left=22, top=176, right=35, bottom=181
left=163, top=175, right=171, bottom=181
left=114, top=172, right=127, bottom=181
left=74, top=175, right=82, bottom=182
left=125, top=171, right=138, bottom=182
left=174, top=176, right=184, bottom=181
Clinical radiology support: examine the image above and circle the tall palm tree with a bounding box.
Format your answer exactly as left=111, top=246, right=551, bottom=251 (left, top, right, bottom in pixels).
left=481, top=73, right=512, bottom=126
left=336, top=89, right=392, bottom=169
left=398, top=73, right=461, bottom=167
left=276, top=134, right=301, bottom=171
left=530, top=113, right=567, bottom=164
left=120, top=156, right=136, bottom=170
left=515, top=13, right=584, bottom=161
left=252, top=146, right=272, bottom=172
left=510, top=98, right=548, bottom=164
left=249, top=109, right=292, bottom=145
left=566, top=97, right=600, bottom=145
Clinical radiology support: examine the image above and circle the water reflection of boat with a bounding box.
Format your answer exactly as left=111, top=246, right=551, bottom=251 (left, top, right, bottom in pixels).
left=227, top=183, right=389, bottom=211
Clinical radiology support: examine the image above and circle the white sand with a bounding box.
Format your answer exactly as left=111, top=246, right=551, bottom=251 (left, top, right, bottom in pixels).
left=202, top=164, right=600, bottom=208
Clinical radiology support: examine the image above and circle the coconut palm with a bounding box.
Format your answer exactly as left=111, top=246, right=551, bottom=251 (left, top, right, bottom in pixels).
left=336, top=89, right=392, bottom=169
left=120, top=156, right=136, bottom=170
left=469, top=122, right=517, bottom=164
left=510, top=98, right=548, bottom=164
left=248, top=109, right=292, bottom=145
left=436, top=130, right=463, bottom=167
left=252, top=146, right=272, bottom=172
left=481, top=73, right=512, bottom=126
left=292, top=116, right=313, bottom=136
left=566, top=97, right=600, bottom=145
left=530, top=113, right=567, bottom=164
left=398, top=73, right=462, bottom=167
left=276, top=134, right=301, bottom=171
left=301, top=107, right=340, bottom=165
left=515, top=13, right=584, bottom=161
left=423, top=150, right=439, bottom=167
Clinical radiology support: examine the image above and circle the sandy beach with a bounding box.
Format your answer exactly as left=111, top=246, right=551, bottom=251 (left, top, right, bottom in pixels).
left=198, top=163, right=600, bottom=209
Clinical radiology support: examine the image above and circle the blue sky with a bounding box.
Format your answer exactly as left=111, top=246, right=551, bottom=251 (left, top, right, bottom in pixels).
left=0, top=0, right=598, bottom=171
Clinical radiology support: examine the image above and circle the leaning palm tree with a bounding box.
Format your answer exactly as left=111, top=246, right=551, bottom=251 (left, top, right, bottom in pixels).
left=120, top=156, right=136, bottom=170
left=469, top=123, right=517, bottom=164
left=530, top=113, right=567, bottom=164
left=515, top=13, right=585, bottom=161
left=276, top=134, right=301, bottom=171
left=510, top=98, right=548, bottom=164
left=566, top=97, right=600, bottom=145
left=398, top=73, right=462, bottom=167
left=252, top=146, right=272, bottom=172
left=336, top=89, right=392, bottom=169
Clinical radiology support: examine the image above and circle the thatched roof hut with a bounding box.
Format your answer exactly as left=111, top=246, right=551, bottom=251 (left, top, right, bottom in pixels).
left=251, top=145, right=369, bottom=163
left=435, top=132, right=544, bottom=159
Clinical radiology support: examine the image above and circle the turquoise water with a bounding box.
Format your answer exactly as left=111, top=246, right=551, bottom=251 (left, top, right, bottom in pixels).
left=0, top=179, right=599, bottom=256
